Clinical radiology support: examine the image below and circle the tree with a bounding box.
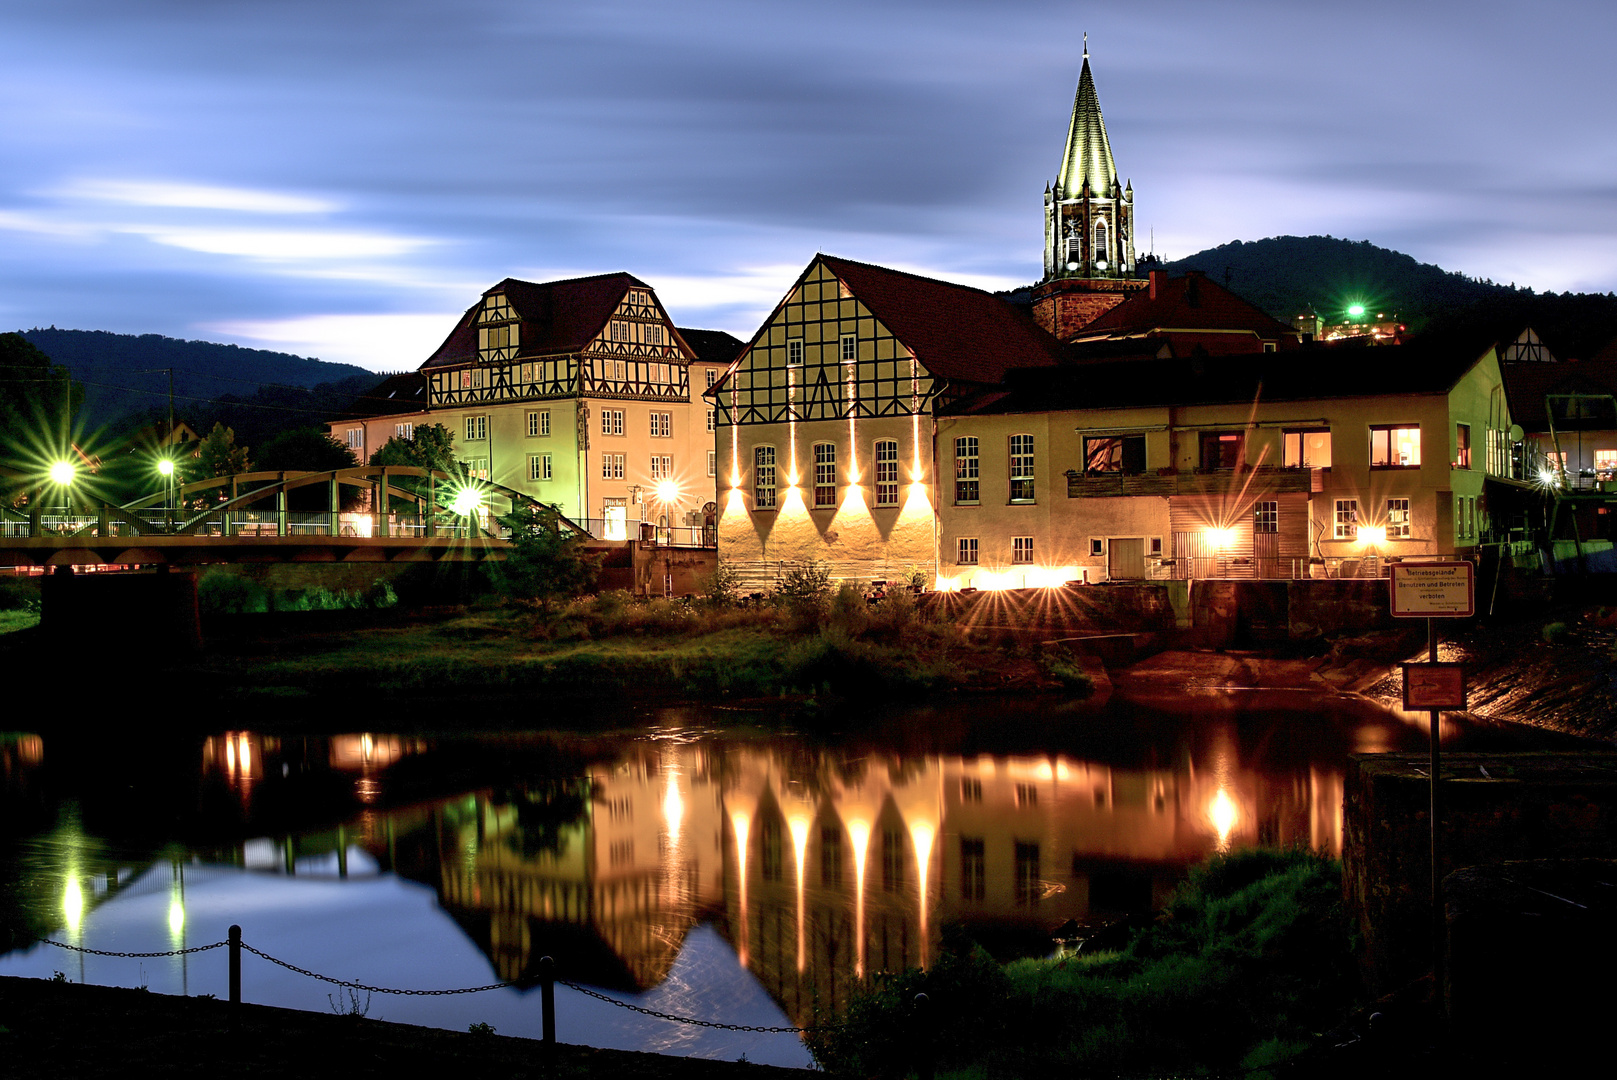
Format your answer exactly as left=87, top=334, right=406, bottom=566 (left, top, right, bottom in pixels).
left=196, top=422, right=250, bottom=477
left=497, top=503, right=600, bottom=610
left=255, top=427, right=358, bottom=472
left=370, top=423, right=458, bottom=474
left=0, top=332, right=82, bottom=465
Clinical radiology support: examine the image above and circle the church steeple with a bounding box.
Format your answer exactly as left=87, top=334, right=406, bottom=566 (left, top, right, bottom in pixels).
left=1042, top=37, right=1136, bottom=284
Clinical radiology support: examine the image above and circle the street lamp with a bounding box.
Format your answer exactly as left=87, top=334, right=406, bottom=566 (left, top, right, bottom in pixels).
left=157, top=458, right=176, bottom=530
left=48, top=460, right=76, bottom=528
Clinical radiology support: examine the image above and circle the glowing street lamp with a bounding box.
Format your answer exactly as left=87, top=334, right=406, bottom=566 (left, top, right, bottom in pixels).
left=156, top=459, right=175, bottom=477
left=1346, top=302, right=1367, bottom=319
left=48, top=460, right=77, bottom=524
left=450, top=485, right=484, bottom=538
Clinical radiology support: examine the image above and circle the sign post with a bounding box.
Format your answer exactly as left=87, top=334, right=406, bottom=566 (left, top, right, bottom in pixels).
left=1390, top=561, right=1475, bottom=1021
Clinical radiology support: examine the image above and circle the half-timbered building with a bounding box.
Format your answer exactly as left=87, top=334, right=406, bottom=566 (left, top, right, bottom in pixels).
left=709, top=255, right=1065, bottom=584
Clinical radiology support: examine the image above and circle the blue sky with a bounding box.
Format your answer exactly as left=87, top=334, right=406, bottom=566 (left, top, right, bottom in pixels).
left=2, top=0, right=1613, bottom=370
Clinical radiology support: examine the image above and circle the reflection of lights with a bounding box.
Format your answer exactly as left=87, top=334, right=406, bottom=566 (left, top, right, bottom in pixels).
left=1036, top=761, right=1054, bottom=781
left=788, top=815, right=810, bottom=972
left=847, top=819, right=870, bottom=978
left=168, top=899, right=185, bottom=934
left=64, top=878, right=84, bottom=933
left=1211, top=789, right=1238, bottom=851
left=49, top=461, right=76, bottom=486
left=730, top=811, right=751, bottom=967
left=908, top=821, right=935, bottom=966
left=663, top=773, right=684, bottom=843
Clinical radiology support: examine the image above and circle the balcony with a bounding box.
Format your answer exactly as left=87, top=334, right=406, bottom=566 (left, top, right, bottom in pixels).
left=1065, top=465, right=1322, bottom=499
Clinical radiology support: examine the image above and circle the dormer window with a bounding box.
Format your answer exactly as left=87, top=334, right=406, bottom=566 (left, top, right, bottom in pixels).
left=476, top=293, right=517, bottom=362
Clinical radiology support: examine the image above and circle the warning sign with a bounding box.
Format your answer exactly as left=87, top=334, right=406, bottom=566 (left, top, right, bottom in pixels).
left=1390, top=562, right=1475, bottom=618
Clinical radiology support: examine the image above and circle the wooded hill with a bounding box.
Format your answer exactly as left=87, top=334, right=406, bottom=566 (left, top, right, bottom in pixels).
left=1161, top=235, right=1617, bottom=360
left=17, top=328, right=379, bottom=448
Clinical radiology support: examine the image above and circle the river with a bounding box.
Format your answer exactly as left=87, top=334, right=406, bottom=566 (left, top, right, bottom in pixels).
left=0, top=691, right=1558, bottom=1068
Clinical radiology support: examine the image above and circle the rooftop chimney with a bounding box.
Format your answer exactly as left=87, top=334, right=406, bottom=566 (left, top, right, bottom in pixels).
left=1149, top=270, right=1165, bottom=300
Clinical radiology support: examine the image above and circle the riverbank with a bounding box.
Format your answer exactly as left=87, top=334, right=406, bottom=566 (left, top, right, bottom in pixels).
left=0, top=975, right=810, bottom=1078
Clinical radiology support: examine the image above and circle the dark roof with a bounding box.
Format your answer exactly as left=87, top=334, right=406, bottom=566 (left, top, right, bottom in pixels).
left=675, top=327, right=745, bottom=366
left=1502, top=359, right=1617, bottom=433
left=942, top=338, right=1493, bottom=417
left=421, top=273, right=651, bottom=370
left=1593, top=334, right=1617, bottom=364
left=816, top=254, right=1065, bottom=384
left=1075, top=271, right=1299, bottom=340
left=331, top=372, right=429, bottom=421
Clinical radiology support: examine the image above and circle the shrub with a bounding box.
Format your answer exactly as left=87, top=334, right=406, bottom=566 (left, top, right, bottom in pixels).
left=699, top=560, right=741, bottom=606
left=0, top=576, right=40, bottom=613
left=1542, top=621, right=1570, bottom=644
left=197, top=571, right=267, bottom=615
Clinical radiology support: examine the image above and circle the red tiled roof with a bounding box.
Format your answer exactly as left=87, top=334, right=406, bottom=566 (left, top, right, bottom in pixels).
left=421, top=273, right=650, bottom=369
left=1075, top=271, right=1299, bottom=340
left=1502, top=358, right=1617, bottom=433
left=331, top=372, right=429, bottom=421
left=816, top=255, right=1064, bottom=384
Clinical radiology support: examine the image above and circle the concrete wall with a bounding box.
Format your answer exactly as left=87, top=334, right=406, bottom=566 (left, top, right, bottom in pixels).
left=921, top=581, right=1186, bottom=637
left=1342, top=752, right=1617, bottom=994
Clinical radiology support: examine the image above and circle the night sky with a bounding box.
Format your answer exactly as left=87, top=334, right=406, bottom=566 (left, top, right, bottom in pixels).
left=3, top=1, right=1612, bottom=370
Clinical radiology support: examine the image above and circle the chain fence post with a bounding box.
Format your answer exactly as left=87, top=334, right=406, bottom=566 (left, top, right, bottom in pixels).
left=540, top=955, right=556, bottom=1059
left=228, top=924, right=241, bottom=1005
left=914, top=992, right=935, bottom=1080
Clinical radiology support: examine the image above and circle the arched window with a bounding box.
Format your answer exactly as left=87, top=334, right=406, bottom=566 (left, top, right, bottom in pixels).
left=1094, top=220, right=1109, bottom=262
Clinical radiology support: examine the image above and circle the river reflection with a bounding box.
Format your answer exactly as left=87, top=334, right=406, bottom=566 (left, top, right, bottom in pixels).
left=0, top=697, right=1549, bottom=1061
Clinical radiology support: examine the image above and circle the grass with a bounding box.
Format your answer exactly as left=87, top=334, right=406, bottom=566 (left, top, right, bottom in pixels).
left=806, top=848, right=1358, bottom=1079
left=0, top=610, right=39, bottom=635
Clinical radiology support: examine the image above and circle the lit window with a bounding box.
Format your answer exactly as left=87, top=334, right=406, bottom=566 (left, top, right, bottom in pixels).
left=1370, top=425, right=1421, bottom=468
left=813, top=443, right=836, bottom=507
left=1283, top=430, right=1332, bottom=468
left=393, top=422, right=413, bottom=440
left=1334, top=499, right=1359, bottom=540
left=841, top=334, right=856, bottom=362
left=954, top=437, right=979, bottom=504
left=754, top=446, right=777, bottom=509
left=466, top=456, right=489, bottom=480
left=1012, top=536, right=1034, bottom=564
left=1387, top=498, right=1411, bottom=538
left=787, top=338, right=804, bottom=366
left=1455, top=423, right=1471, bottom=468
left=528, top=454, right=552, bottom=481
left=602, top=453, right=624, bottom=480
left=1254, top=500, right=1278, bottom=534
left=957, top=537, right=978, bottom=565
left=1084, top=434, right=1145, bottom=474
left=1009, top=434, right=1035, bottom=502
left=650, top=412, right=672, bottom=438
left=464, top=416, right=487, bottom=441
left=1596, top=450, right=1617, bottom=476
left=875, top=440, right=899, bottom=507
left=1200, top=432, right=1243, bottom=470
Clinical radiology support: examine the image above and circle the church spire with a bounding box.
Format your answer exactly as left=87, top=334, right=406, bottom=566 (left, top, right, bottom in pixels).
left=1055, top=42, right=1117, bottom=201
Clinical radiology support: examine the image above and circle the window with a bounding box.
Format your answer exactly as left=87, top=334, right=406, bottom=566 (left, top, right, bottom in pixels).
left=705, top=408, right=715, bottom=432
left=841, top=334, right=856, bottom=362
left=705, top=368, right=716, bottom=389
left=1387, top=498, right=1411, bottom=538
left=460, top=370, right=471, bottom=390
left=650, top=455, right=672, bottom=480
left=1200, top=432, right=1243, bottom=470
left=954, top=437, right=980, bottom=503
left=881, top=829, right=905, bottom=893
left=1084, top=434, right=1145, bottom=474
left=1455, top=423, right=1471, bottom=468
left=960, top=778, right=982, bottom=802
left=650, top=411, right=672, bottom=438
left=875, top=440, right=899, bottom=506
left=602, top=453, right=624, bottom=480
left=464, top=415, right=487, bottom=441
left=1283, top=429, right=1332, bottom=468
left=601, top=409, right=624, bottom=437
left=1009, top=434, right=1035, bottom=501
left=821, top=826, right=843, bottom=888
left=787, top=338, right=804, bottom=366
left=526, top=410, right=549, bottom=438
left=1014, top=841, right=1040, bottom=907
left=706, top=449, right=716, bottom=477
left=957, top=537, right=978, bottom=565
left=466, top=457, right=489, bottom=480
left=1012, top=536, right=1034, bottom=564
left=1149, top=536, right=1163, bottom=556
left=1254, top=500, right=1278, bottom=534
left=813, top=443, right=836, bottom=507
left=528, top=454, right=552, bottom=482
left=1090, top=538, right=1104, bottom=557
left=345, top=428, right=362, bottom=450
left=1597, top=450, right=1617, bottom=477
left=960, top=837, right=985, bottom=902
left=1094, top=219, right=1108, bottom=260
left=1263, top=341, right=1277, bottom=353
left=754, top=445, right=776, bottom=509
left=471, top=368, right=485, bottom=389
left=1371, top=425, right=1421, bottom=468
left=1334, top=499, right=1359, bottom=540
left=393, top=422, right=413, bottom=441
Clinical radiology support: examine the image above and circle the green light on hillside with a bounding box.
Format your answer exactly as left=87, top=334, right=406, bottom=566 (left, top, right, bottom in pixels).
left=1346, top=303, right=1367, bottom=319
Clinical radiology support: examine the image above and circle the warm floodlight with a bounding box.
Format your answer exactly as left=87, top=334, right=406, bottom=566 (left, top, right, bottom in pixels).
left=156, top=458, right=175, bottom=477
left=654, top=479, right=679, bottom=503
left=1356, top=525, right=1386, bottom=546
left=1346, top=303, right=1367, bottom=318
left=49, top=460, right=76, bottom=486
left=450, top=486, right=484, bottom=516
left=1204, top=526, right=1237, bottom=550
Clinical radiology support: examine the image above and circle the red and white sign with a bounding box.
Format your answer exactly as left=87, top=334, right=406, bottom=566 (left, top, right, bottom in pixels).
left=1391, top=561, right=1475, bottom=618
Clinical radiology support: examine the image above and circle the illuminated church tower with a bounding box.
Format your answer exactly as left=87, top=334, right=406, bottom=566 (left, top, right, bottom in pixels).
left=1034, top=37, right=1145, bottom=338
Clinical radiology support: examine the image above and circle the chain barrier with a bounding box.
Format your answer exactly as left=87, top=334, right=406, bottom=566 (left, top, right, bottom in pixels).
left=559, top=979, right=814, bottom=1034
left=27, top=935, right=813, bottom=1035
left=35, top=938, right=227, bottom=959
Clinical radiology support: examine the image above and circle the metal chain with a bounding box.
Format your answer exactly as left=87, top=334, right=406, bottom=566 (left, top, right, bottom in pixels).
left=560, top=980, right=812, bottom=1033
left=237, top=942, right=508, bottom=996
left=35, top=938, right=228, bottom=958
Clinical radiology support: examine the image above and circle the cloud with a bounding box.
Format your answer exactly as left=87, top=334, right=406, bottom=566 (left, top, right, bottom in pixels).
left=52, top=179, right=338, bottom=214
left=199, top=313, right=463, bottom=371
left=120, top=225, right=434, bottom=261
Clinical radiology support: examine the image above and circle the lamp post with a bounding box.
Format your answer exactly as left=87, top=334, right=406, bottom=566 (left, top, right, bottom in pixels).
left=48, top=460, right=76, bottom=531
left=157, top=457, right=176, bottom=532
